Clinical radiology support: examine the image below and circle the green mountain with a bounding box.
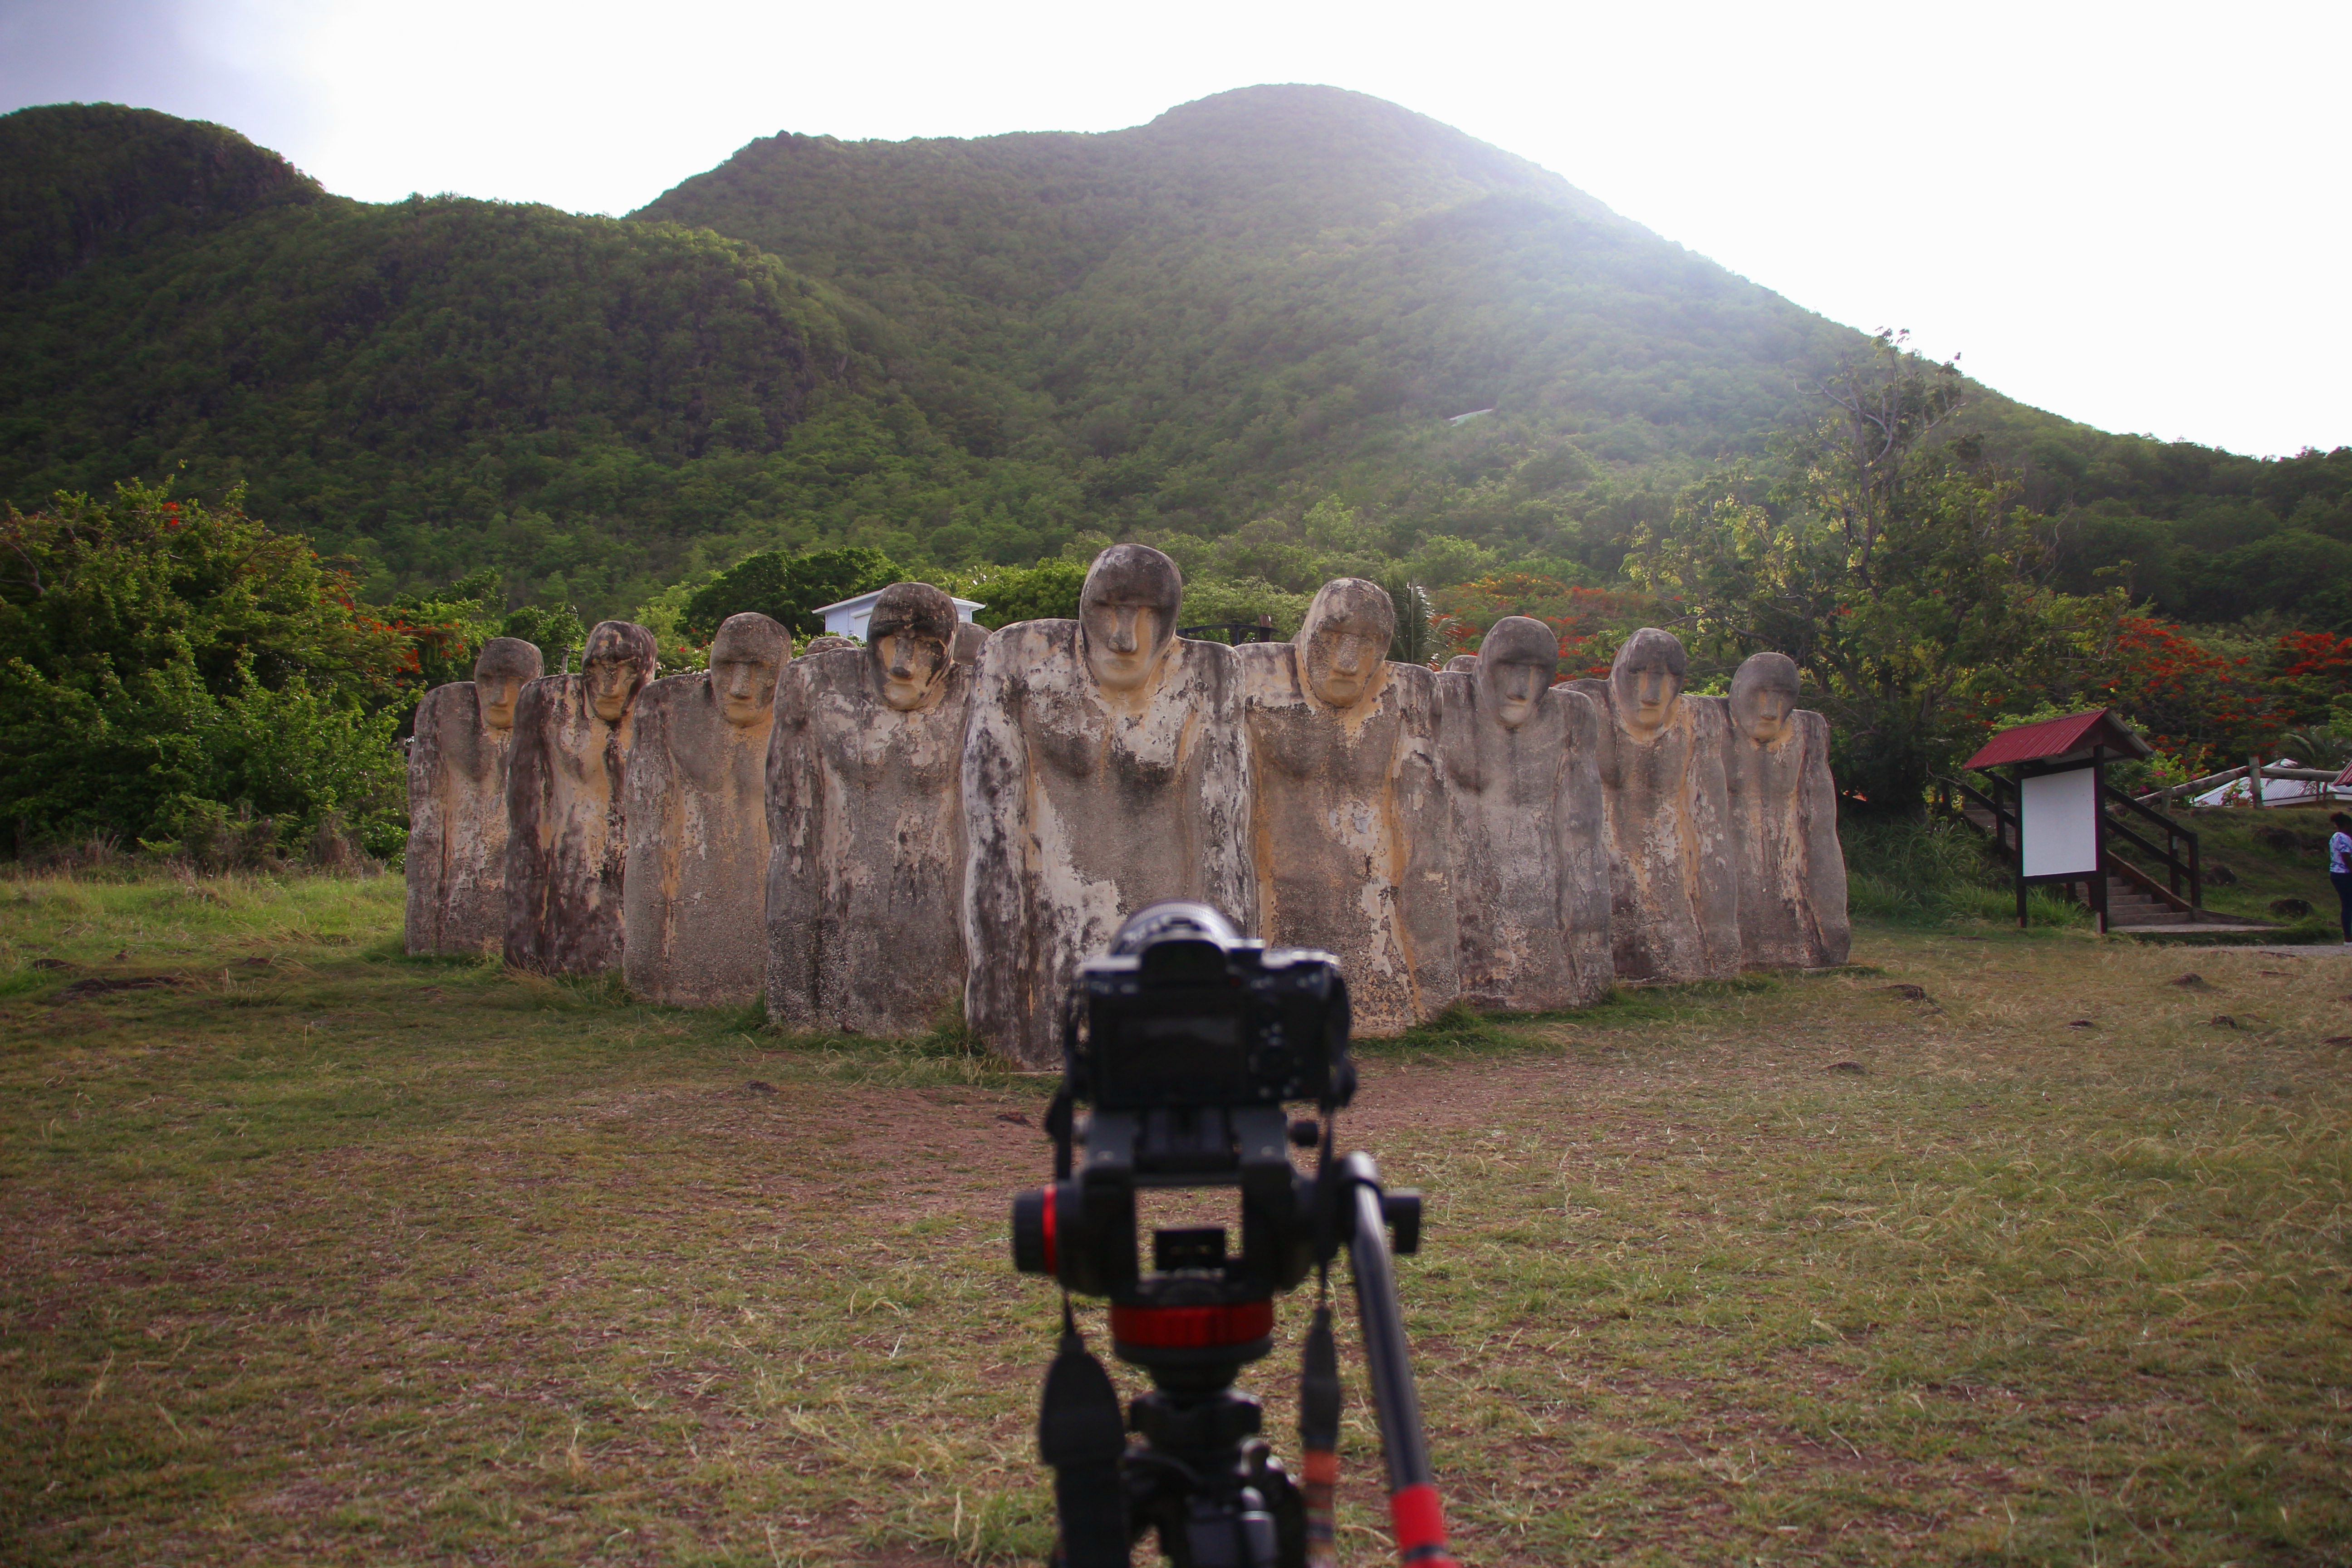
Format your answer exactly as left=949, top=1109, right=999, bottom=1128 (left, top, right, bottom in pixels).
left=4, top=88, right=2347, bottom=626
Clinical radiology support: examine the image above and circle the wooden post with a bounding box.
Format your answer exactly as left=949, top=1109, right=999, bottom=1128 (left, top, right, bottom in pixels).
left=2091, top=755, right=2109, bottom=934
left=2248, top=755, right=2264, bottom=808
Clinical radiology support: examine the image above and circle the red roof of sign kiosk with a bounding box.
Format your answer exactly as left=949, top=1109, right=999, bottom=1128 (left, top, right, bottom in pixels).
left=1962, top=708, right=2152, bottom=771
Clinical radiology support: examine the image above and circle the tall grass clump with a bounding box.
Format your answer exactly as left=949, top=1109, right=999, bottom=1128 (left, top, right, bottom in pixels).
left=1842, top=814, right=2087, bottom=928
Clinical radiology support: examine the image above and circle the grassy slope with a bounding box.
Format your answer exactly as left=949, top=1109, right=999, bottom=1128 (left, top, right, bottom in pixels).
left=2, top=872, right=2348, bottom=1565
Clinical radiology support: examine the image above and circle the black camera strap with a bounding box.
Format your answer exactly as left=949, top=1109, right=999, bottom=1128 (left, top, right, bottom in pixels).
left=1039, top=1299, right=1128, bottom=1568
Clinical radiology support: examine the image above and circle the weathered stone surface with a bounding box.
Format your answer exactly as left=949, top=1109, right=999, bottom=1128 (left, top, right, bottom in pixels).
left=621, top=614, right=789, bottom=1006
left=953, top=621, right=989, bottom=664
left=804, top=635, right=858, bottom=654
left=404, top=637, right=542, bottom=955
left=1714, top=652, right=1850, bottom=968
left=503, top=620, right=657, bottom=974
left=1568, top=628, right=1740, bottom=982
left=1437, top=617, right=1610, bottom=1009
left=767, top=584, right=972, bottom=1035
left=1238, top=578, right=1454, bottom=1034
left=963, top=545, right=1254, bottom=1066
left=1443, top=654, right=1480, bottom=674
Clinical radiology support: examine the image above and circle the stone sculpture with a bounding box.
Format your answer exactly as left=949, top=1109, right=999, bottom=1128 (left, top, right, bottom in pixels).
left=1238, top=578, right=1455, bottom=1034
left=963, top=544, right=1253, bottom=1066
left=1716, top=652, right=1850, bottom=968
left=1437, top=617, right=1610, bottom=1009
left=504, top=620, right=658, bottom=974
left=953, top=620, right=989, bottom=664
left=1443, top=654, right=1480, bottom=674
left=768, top=583, right=973, bottom=1034
left=621, top=614, right=790, bottom=1005
left=404, top=637, right=544, bottom=955
left=804, top=635, right=858, bottom=654
left=1568, top=628, right=1740, bottom=982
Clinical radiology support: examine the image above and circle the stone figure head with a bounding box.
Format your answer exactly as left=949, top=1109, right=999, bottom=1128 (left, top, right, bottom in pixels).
left=1609, top=627, right=1689, bottom=738
left=804, top=635, right=858, bottom=654
left=582, top=620, right=658, bottom=724
left=865, top=582, right=959, bottom=712
left=1478, top=616, right=1559, bottom=731
left=1444, top=654, right=1480, bottom=675
left=708, top=613, right=790, bottom=727
left=1296, top=578, right=1396, bottom=709
left=1730, top=651, right=1802, bottom=746
left=953, top=620, right=989, bottom=666
left=1079, top=544, right=1182, bottom=693
left=471, top=637, right=543, bottom=732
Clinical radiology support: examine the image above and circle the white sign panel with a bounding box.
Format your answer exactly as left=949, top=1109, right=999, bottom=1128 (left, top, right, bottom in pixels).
left=2019, top=768, right=2100, bottom=878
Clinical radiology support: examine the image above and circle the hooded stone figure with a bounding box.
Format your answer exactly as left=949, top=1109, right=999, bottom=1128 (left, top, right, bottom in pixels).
left=952, top=620, right=989, bottom=665
left=405, top=637, right=544, bottom=955
left=962, top=543, right=1254, bottom=1066
left=620, top=613, right=791, bottom=1006
left=767, top=583, right=974, bottom=1035
left=1714, top=652, right=1850, bottom=967
left=1568, top=627, right=1740, bottom=982
left=1436, top=616, right=1610, bottom=1009
left=503, top=619, right=657, bottom=974
left=1238, top=577, right=1455, bottom=1033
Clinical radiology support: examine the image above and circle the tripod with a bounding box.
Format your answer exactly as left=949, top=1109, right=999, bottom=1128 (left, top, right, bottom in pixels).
left=1039, top=1152, right=1454, bottom=1568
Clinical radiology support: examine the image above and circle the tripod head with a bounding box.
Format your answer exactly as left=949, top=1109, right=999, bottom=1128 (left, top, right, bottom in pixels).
left=1010, top=903, right=1454, bottom=1568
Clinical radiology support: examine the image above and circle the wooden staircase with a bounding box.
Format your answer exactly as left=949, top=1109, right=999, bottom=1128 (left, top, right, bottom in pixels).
left=1939, top=775, right=2268, bottom=934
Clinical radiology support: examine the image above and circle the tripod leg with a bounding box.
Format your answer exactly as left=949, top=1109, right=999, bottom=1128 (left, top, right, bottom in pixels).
left=1345, top=1163, right=1459, bottom=1568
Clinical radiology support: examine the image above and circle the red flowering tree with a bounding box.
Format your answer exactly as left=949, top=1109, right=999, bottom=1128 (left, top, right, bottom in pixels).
left=2267, top=629, right=2352, bottom=730
left=1431, top=575, right=1658, bottom=679
left=2084, top=615, right=2286, bottom=772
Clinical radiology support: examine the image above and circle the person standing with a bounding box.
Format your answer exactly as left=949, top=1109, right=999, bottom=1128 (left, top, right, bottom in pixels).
left=2332, top=811, right=2352, bottom=945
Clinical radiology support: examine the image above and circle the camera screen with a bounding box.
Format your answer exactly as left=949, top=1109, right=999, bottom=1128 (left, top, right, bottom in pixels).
left=1099, top=1006, right=1251, bottom=1106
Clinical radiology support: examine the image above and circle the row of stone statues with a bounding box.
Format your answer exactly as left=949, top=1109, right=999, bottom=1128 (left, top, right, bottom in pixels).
left=406, top=544, right=1847, bottom=1067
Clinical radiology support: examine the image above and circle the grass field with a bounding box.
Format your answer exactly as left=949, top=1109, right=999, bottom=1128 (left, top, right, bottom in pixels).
left=3, top=869, right=2349, bottom=1566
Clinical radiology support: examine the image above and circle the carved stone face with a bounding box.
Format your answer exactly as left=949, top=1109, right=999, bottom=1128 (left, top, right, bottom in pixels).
left=479, top=675, right=523, bottom=731
left=1610, top=628, right=1689, bottom=739
left=1478, top=617, right=1556, bottom=731
left=1079, top=544, right=1182, bottom=694
left=1730, top=652, right=1801, bottom=745
left=874, top=631, right=950, bottom=711
left=1298, top=579, right=1395, bottom=710
left=471, top=637, right=543, bottom=733
left=864, top=583, right=959, bottom=712
left=582, top=622, right=655, bottom=724
left=709, top=614, right=789, bottom=727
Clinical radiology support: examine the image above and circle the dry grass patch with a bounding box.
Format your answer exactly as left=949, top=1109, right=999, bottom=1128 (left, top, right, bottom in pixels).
left=2, top=870, right=2347, bottom=1565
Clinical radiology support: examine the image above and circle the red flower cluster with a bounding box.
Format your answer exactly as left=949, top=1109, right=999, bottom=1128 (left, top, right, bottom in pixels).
left=2274, top=629, right=2352, bottom=684
left=2092, top=615, right=2286, bottom=760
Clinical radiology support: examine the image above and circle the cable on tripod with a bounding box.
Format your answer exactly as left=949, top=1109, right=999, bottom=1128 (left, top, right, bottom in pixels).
left=1299, top=1113, right=1342, bottom=1568
left=1039, top=1294, right=1129, bottom=1568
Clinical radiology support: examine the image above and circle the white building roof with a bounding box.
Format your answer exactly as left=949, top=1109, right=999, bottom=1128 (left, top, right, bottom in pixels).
left=808, top=589, right=984, bottom=642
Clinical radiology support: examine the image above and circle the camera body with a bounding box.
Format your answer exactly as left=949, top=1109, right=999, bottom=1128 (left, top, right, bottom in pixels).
left=1011, top=903, right=1356, bottom=1361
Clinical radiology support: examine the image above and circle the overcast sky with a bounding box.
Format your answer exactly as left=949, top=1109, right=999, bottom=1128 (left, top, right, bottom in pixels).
left=5, top=0, right=2345, bottom=458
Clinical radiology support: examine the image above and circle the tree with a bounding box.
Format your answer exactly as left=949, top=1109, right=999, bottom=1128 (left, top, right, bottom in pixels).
left=1629, top=334, right=2068, bottom=813
left=0, top=482, right=410, bottom=854
left=681, top=547, right=904, bottom=638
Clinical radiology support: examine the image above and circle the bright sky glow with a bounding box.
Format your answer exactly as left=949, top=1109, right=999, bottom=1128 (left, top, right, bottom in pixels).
left=4, top=0, right=2346, bottom=457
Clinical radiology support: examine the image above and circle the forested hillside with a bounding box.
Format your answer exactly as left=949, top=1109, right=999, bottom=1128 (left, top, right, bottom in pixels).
left=3, top=88, right=2348, bottom=629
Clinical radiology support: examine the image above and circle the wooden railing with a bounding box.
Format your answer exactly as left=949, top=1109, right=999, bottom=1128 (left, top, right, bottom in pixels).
left=2101, top=783, right=2200, bottom=909
left=1937, top=772, right=2204, bottom=913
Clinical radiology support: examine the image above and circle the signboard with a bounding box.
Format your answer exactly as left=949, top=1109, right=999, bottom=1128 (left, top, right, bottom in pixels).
left=2019, top=768, right=2100, bottom=878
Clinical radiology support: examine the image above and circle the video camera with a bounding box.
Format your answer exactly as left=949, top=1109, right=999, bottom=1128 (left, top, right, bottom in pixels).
left=1011, top=903, right=1457, bottom=1568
